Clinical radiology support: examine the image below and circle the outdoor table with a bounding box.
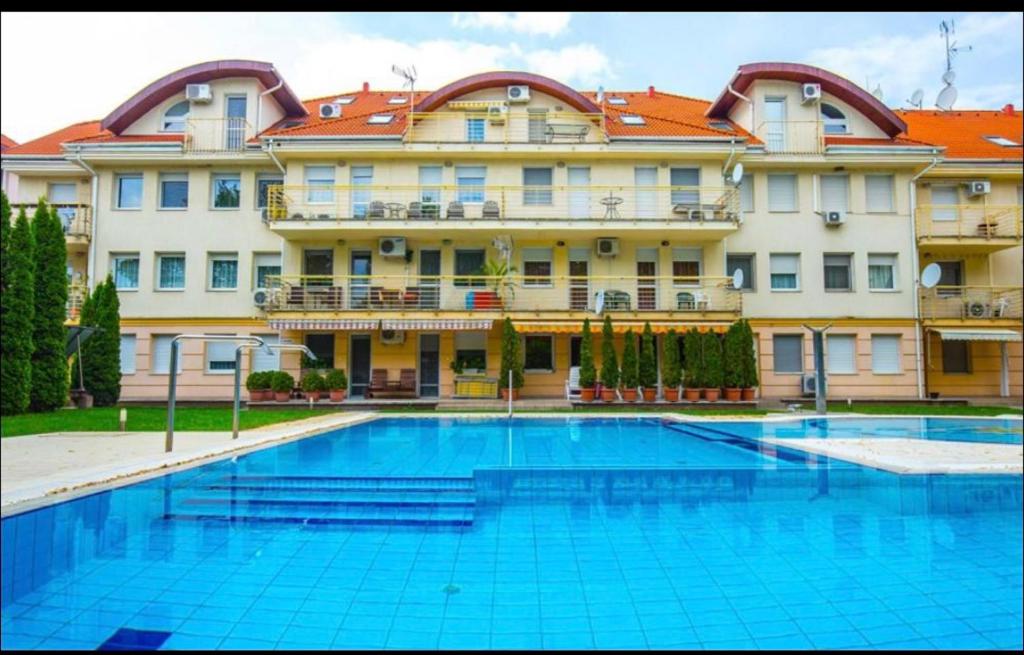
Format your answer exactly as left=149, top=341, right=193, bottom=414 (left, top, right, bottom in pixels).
left=384, top=202, right=405, bottom=218
left=600, top=194, right=623, bottom=219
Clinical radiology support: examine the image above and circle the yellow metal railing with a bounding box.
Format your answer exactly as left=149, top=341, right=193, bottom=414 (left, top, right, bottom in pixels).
left=916, top=204, right=1023, bottom=241
left=184, top=117, right=254, bottom=153
left=405, top=110, right=606, bottom=144
left=13, top=203, right=92, bottom=240
left=67, top=283, right=88, bottom=321
left=261, top=274, right=741, bottom=315
left=920, top=286, right=1023, bottom=321
left=265, top=184, right=740, bottom=224
left=755, top=120, right=824, bottom=154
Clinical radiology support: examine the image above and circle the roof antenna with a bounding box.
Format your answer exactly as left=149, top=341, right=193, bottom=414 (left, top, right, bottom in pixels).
left=392, top=64, right=417, bottom=112
left=935, top=20, right=970, bottom=111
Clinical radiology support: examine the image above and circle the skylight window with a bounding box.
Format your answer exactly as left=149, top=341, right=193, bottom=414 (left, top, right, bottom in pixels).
left=709, top=121, right=734, bottom=132
left=335, top=97, right=356, bottom=105
left=607, top=97, right=628, bottom=105
left=984, top=135, right=1021, bottom=147
left=388, top=96, right=408, bottom=104
left=620, top=114, right=646, bottom=126
left=367, top=114, right=395, bottom=125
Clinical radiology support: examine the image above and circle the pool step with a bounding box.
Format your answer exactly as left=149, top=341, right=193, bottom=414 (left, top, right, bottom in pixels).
left=210, top=475, right=475, bottom=491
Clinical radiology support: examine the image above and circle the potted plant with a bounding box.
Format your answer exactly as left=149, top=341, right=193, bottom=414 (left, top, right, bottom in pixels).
left=449, top=359, right=464, bottom=375
left=579, top=318, right=597, bottom=402
left=325, top=369, right=348, bottom=402
left=702, top=331, right=723, bottom=402
left=498, top=318, right=524, bottom=400
left=639, top=322, right=658, bottom=402
left=739, top=320, right=759, bottom=401
left=271, top=371, right=295, bottom=402
left=599, top=315, right=619, bottom=402
left=620, top=329, right=639, bottom=402
left=722, top=322, right=744, bottom=401
left=683, top=328, right=702, bottom=401
left=246, top=371, right=268, bottom=401
left=662, top=329, right=681, bottom=402
left=301, top=371, right=327, bottom=401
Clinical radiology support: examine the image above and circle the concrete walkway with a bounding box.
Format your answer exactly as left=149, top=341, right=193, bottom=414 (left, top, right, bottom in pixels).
left=0, top=412, right=376, bottom=514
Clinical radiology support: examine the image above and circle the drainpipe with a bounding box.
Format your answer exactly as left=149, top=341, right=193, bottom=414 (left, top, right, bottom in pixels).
left=266, top=138, right=285, bottom=174
left=910, top=154, right=941, bottom=400
left=256, top=70, right=284, bottom=134
left=71, top=147, right=99, bottom=291
left=726, top=83, right=753, bottom=127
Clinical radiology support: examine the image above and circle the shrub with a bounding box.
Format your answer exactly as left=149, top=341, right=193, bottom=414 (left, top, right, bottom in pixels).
left=661, top=328, right=681, bottom=388
left=578, top=318, right=596, bottom=388
left=599, top=314, right=619, bottom=389
left=246, top=371, right=269, bottom=391
left=82, top=276, right=122, bottom=407
left=621, top=328, right=638, bottom=389
left=740, top=319, right=760, bottom=388
left=723, top=321, right=745, bottom=388
left=1, top=206, right=34, bottom=415
left=498, top=317, right=524, bottom=389
left=271, top=371, right=295, bottom=393
left=301, top=371, right=327, bottom=392
left=30, top=202, right=70, bottom=412
left=325, top=368, right=348, bottom=391
left=702, top=331, right=724, bottom=389
left=639, top=322, right=657, bottom=389
left=682, top=328, right=702, bottom=387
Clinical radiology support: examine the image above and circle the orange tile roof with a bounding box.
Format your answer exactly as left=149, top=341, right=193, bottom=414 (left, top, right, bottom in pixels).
left=895, top=109, right=1023, bottom=160
left=2, top=121, right=105, bottom=156
left=824, top=135, right=934, bottom=147
left=0, top=134, right=17, bottom=151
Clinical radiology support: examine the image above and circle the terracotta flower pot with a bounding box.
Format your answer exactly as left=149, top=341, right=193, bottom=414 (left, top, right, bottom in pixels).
left=330, top=389, right=346, bottom=402
left=664, top=387, right=680, bottom=402
left=601, top=388, right=617, bottom=402
left=306, top=391, right=321, bottom=402
left=642, top=388, right=657, bottom=402
left=501, top=388, right=520, bottom=401
left=724, top=388, right=742, bottom=402
left=274, top=391, right=291, bottom=402
left=580, top=387, right=596, bottom=402
left=683, top=388, right=700, bottom=402
left=621, top=388, right=638, bottom=402
left=256, top=390, right=271, bottom=401
left=704, top=388, right=721, bottom=402
left=741, top=388, right=756, bottom=401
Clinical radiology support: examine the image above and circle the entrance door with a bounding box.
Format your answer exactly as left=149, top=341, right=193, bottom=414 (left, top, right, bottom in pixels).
left=350, top=251, right=372, bottom=308
left=419, top=334, right=440, bottom=398
left=48, top=183, right=77, bottom=231
left=569, top=247, right=590, bottom=310
left=931, top=186, right=959, bottom=221
left=634, top=167, right=658, bottom=219
left=349, top=334, right=372, bottom=398
left=419, top=249, right=441, bottom=309
left=636, top=247, right=658, bottom=310
left=936, top=260, right=964, bottom=298
left=303, top=249, right=333, bottom=287
left=763, top=97, right=786, bottom=151
left=225, top=96, right=247, bottom=150
left=568, top=167, right=591, bottom=219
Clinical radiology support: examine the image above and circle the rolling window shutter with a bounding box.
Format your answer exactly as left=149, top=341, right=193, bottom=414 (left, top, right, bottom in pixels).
left=820, top=176, right=848, bottom=212
left=872, top=335, right=901, bottom=374
left=120, top=335, right=136, bottom=374
left=252, top=335, right=280, bottom=372
left=767, top=174, right=796, bottom=211
left=152, top=335, right=182, bottom=374
left=865, top=175, right=894, bottom=212
left=826, top=335, right=856, bottom=374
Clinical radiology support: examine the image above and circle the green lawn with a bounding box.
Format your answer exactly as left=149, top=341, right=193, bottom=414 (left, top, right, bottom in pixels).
left=812, top=403, right=1023, bottom=416
left=0, top=407, right=340, bottom=438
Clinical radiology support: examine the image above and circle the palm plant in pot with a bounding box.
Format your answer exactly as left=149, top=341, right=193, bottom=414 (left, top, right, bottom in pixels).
left=739, top=319, right=759, bottom=400
left=578, top=318, right=597, bottom=402
left=498, top=317, right=524, bottom=400
left=683, top=327, right=702, bottom=401
left=599, top=315, right=619, bottom=402
left=620, top=329, right=639, bottom=402
left=271, top=371, right=295, bottom=402
left=639, top=322, right=657, bottom=402
left=325, top=369, right=348, bottom=402
left=702, top=331, right=723, bottom=402
left=661, top=329, right=681, bottom=402
left=480, top=258, right=517, bottom=310
left=722, top=321, right=744, bottom=401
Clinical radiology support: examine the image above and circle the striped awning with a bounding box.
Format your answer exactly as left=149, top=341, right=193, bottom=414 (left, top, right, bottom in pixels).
left=380, top=318, right=493, bottom=331
left=268, top=318, right=379, bottom=330
left=513, top=321, right=728, bottom=335
left=933, top=328, right=1022, bottom=342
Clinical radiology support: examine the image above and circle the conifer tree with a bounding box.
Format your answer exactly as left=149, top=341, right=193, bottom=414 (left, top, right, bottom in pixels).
left=30, top=202, right=70, bottom=411
left=83, top=276, right=122, bottom=406
left=1, top=208, right=35, bottom=414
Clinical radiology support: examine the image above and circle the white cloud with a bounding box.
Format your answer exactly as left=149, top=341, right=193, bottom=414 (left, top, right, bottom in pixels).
left=452, top=12, right=572, bottom=37
left=521, top=44, right=613, bottom=88
left=955, top=82, right=1024, bottom=109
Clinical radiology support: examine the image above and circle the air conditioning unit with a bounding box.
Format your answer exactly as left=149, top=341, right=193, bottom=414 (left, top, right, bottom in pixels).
left=595, top=238, right=619, bottom=258
left=253, top=290, right=269, bottom=308
left=823, top=211, right=845, bottom=226
left=801, top=83, right=822, bottom=103
left=488, top=105, right=508, bottom=124
left=319, top=103, right=343, bottom=119
left=965, top=301, right=989, bottom=318
left=378, top=237, right=407, bottom=257
left=185, top=84, right=212, bottom=103
left=966, top=180, right=991, bottom=196
left=507, top=85, right=531, bottom=103
left=380, top=329, right=406, bottom=345
left=801, top=372, right=826, bottom=396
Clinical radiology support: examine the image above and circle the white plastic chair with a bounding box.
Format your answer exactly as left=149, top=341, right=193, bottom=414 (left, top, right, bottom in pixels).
left=565, top=366, right=581, bottom=399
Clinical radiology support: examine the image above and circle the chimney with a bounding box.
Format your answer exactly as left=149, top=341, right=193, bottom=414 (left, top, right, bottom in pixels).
left=362, top=81, right=370, bottom=93
left=1002, top=103, right=1015, bottom=116
left=647, top=85, right=655, bottom=98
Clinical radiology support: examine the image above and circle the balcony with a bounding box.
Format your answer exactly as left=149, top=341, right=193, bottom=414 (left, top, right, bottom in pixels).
left=266, top=184, right=740, bottom=237
left=753, top=120, right=824, bottom=155
left=405, top=110, right=606, bottom=146
left=920, top=286, right=1022, bottom=323
left=262, top=274, right=741, bottom=319
left=66, top=283, right=87, bottom=322
left=916, top=204, right=1023, bottom=255
left=13, top=203, right=92, bottom=249
left=184, top=117, right=254, bottom=153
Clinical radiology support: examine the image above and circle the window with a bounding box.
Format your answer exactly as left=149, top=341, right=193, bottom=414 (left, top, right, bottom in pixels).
left=763, top=97, right=786, bottom=150
left=419, top=166, right=442, bottom=217
left=161, top=100, right=190, bottom=132
left=868, top=254, right=897, bottom=290
left=335, top=96, right=356, bottom=105
left=709, top=120, right=734, bottom=132
left=820, top=103, right=848, bottom=134
left=984, top=135, right=1021, bottom=147
left=120, top=335, right=137, bottom=374
left=388, top=96, right=407, bottom=104
left=570, top=336, right=582, bottom=367
left=528, top=110, right=548, bottom=143
left=305, top=165, right=335, bottom=204
left=930, top=186, right=959, bottom=221
left=871, top=335, right=901, bottom=374
left=367, top=114, right=394, bottom=124
left=823, top=254, right=852, bottom=291
left=820, top=175, right=848, bottom=213
left=607, top=97, right=628, bottom=105
left=522, top=248, right=553, bottom=287
left=304, top=334, right=335, bottom=369
left=726, top=254, right=754, bottom=290
left=770, top=253, right=799, bottom=290
left=739, top=177, right=754, bottom=212
left=208, top=253, right=238, bottom=290
left=669, top=168, right=700, bottom=205
left=826, top=334, right=856, bottom=374
left=672, top=247, right=702, bottom=286
left=251, top=334, right=280, bottom=372
left=111, top=254, right=140, bottom=290
left=454, top=332, right=487, bottom=371
left=205, top=338, right=237, bottom=374
left=454, top=249, right=486, bottom=288
left=865, top=175, right=895, bottom=213
left=159, top=173, right=188, bottom=209
left=116, top=174, right=143, bottom=209
left=524, top=335, right=554, bottom=372
left=942, top=340, right=970, bottom=374
left=456, top=166, right=486, bottom=203
left=211, top=174, right=241, bottom=209
left=257, top=174, right=283, bottom=209
left=157, top=254, right=186, bottom=290
left=465, top=117, right=485, bottom=142
left=773, top=334, right=803, bottom=373
left=151, top=335, right=183, bottom=374
left=767, top=174, right=797, bottom=212
left=253, top=253, right=281, bottom=289
left=620, top=115, right=646, bottom=125
left=523, top=167, right=553, bottom=205
left=351, top=166, right=373, bottom=218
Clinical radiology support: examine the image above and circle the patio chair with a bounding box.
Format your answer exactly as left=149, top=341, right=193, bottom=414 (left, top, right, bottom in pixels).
left=482, top=200, right=500, bottom=219
left=407, top=202, right=423, bottom=219
left=367, top=369, right=388, bottom=398
left=397, top=369, right=417, bottom=396
left=676, top=292, right=696, bottom=310
left=447, top=201, right=465, bottom=219
left=367, top=201, right=386, bottom=219
left=565, top=366, right=582, bottom=400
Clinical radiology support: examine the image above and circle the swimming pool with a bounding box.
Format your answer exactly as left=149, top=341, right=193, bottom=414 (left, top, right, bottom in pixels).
left=716, top=416, right=1024, bottom=445
left=2, top=417, right=1021, bottom=650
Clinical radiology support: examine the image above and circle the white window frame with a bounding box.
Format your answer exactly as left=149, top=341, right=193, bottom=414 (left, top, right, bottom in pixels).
left=205, top=336, right=238, bottom=375
left=865, top=174, right=895, bottom=213
left=769, top=253, right=800, bottom=292
left=766, top=173, right=798, bottom=212
left=158, top=172, right=189, bottom=210
left=156, top=253, right=186, bottom=291
left=823, top=253, right=854, bottom=293
left=367, top=114, right=394, bottom=125
left=671, top=247, right=703, bottom=287
left=871, top=334, right=902, bottom=374
left=151, top=334, right=183, bottom=375
left=465, top=117, right=485, bottom=142
left=867, top=253, right=898, bottom=292
left=305, top=165, right=335, bottom=204
left=820, top=103, right=849, bottom=135
left=826, top=334, right=857, bottom=375
left=455, top=166, right=486, bottom=204
left=522, top=167, right=553, bottom=206
left=115, top=173, right=143, bottom=210
left=253, top=252, right=282, bottom=290
left=523, top=334, right=555, bottom=373
left=620, top=115, right=646, bottom=125
left=111, top=253, right=140, bottom=291
left=819, top=174, right=849, bottom=214
left=210, top=173, right=241, bottom=210
left=161, top=100, right=190, bottom=132
left=120, top=334, right=137, bottom=375
left=207, top=252, right=239, bottom=291
left=256, top=173, right=284, bottom=210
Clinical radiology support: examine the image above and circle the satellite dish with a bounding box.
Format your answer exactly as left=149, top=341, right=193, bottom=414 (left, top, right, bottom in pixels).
left=730, top=163, right=744, bottom=186
left=920, top=263, right=942, bottom=289
left=732, top=268, right=745, bottom=290
left=909, top=89, right=924, bottom=108
left=936, top=85, right=958, bottom=111
left=596, top=86, right=605, bottom=104
left=942, top=69, right=956, bottom=85
left=594, top=289, right=605, bottom=315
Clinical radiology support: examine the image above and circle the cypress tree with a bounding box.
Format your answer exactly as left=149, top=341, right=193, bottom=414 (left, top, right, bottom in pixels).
left=599, top=314, right=619, bottom=389
left=702, top=331, right=724, bottom=389
left=578, top=318, right=596, bottom=389
left=740, top=319, right=760, bottom=388
left=30, top=202, right=70, bottom=411
left=683, top=327, right=702, bottom=388
left=1, top=191, right=10, bottom=293
left=498, top=317, right=523, bottom=391
left=723, top=321, right=745, bottom=389
left=661, top=328, right=681, bottom=389
left=84, top=276, right=122, bottom=406
left=620, top=328, right=638, bottom=390
left=1, top=208, right=35, bottom=414
left=638, top=321, right=657, bottom=390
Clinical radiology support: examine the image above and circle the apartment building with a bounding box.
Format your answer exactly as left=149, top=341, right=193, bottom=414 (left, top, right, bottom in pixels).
left=2, top=60, right=1021, bottom=402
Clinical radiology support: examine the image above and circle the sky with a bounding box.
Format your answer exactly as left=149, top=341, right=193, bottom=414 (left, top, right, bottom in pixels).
left=1, top=11, right=1022, bottom=143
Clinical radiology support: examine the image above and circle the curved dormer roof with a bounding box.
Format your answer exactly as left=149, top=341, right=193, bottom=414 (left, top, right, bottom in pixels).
left=414, top=71, right=602, bottom=114
left=707, top=62, right=907, bottom=137
left=101, top=60, right=307, bottom=134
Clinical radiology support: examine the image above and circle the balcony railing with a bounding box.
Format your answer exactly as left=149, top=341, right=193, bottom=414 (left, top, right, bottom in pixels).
left=754, top=120, right=824, bottom=155
left=262, top=274, right=741, bottom=315
left=266, top=185, right=739, bottom=224
left=67, top=283, right=88, bottom=321
left=916, top=204, right=1023, bottom=241
left=920, top=286, right=1022, bottom=321
left=184, top=117, right=254, bottom=153
left=405, top=110, right=606, bottom=145
left=12, top=203, right=92, bottom=240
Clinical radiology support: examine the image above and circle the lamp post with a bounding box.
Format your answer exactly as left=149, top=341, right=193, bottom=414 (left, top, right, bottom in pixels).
left=232, top=342, right=315, bottom=440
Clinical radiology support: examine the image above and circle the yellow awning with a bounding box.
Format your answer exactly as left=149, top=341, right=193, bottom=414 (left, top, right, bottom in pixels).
left=512, top=321, right=727, bottom=335
left=380, top=319, right=493, bottom=331
left=933, top=328, right=1022, bottom=342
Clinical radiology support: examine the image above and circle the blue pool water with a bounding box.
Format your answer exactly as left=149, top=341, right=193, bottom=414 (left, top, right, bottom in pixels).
left=2, top=417, right=1022, bottom=650
left=718, top=417, right=1024, bottom=445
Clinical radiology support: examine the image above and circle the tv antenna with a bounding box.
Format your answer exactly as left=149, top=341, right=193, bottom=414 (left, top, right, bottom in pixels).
left=939, top=20, right=971, bottom=74
left=391, top=64, right=417, bottom=107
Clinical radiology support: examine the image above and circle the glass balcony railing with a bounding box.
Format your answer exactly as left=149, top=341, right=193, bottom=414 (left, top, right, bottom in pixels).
left=916, top=204, right=1023, bottom=242
left=920, top=286, right=1022, bottom=321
